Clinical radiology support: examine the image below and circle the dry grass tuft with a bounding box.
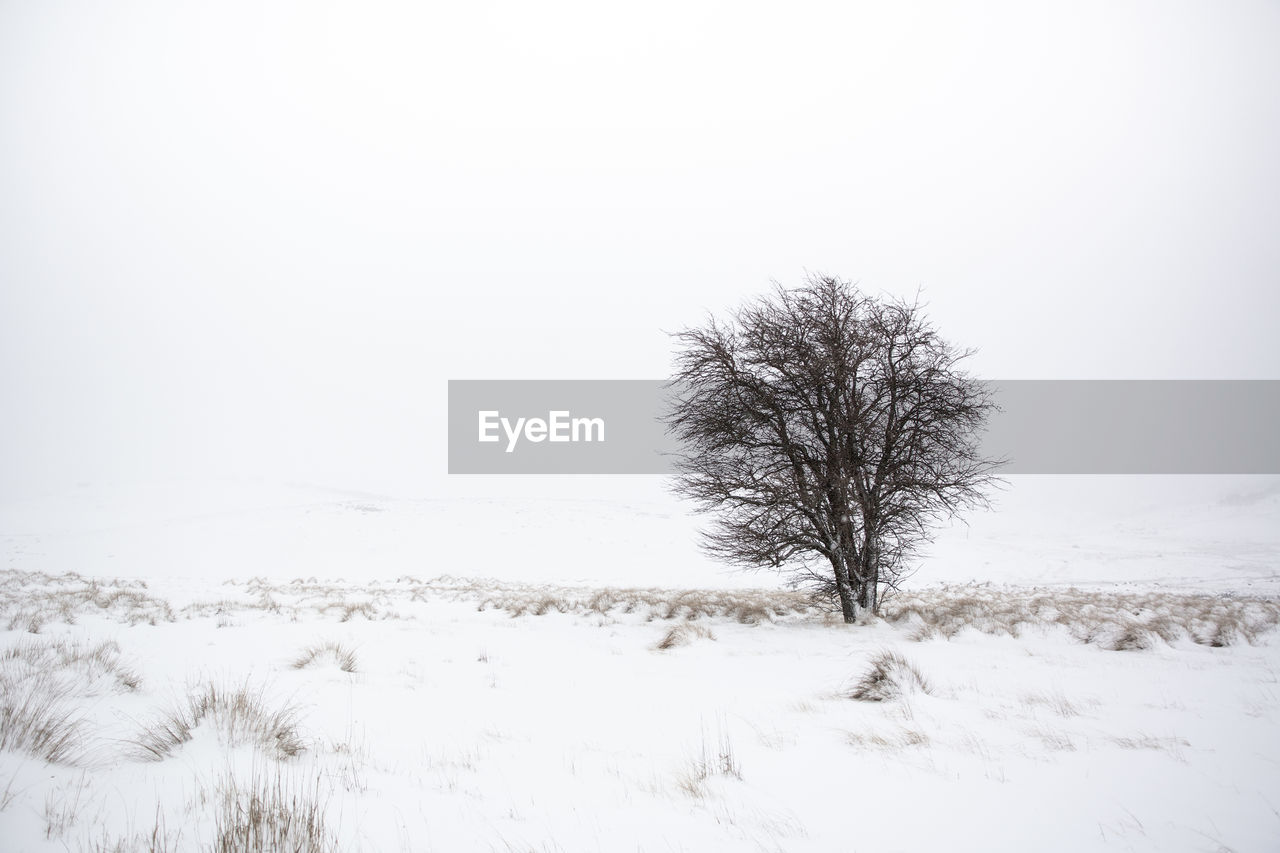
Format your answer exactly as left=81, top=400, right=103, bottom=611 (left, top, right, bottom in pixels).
left=210, top=767, right=337, bottom=853
left=1098, top=624, right=1154, bottom=651
left=845, top=727, right=931, bottom=749
left=1111, top=733, right=1190, bottom=758
left=131, top=681, right=306, bottom=762
left=677, top=720, right=741, bottom=798
left=291, top=641, right=357, bottom=673
left=848, top=651, right=932, bottom=702
left=1028, top=725, right=1076, bottom=751
left=1022, top=690, right=1081, bottom=718
left=0, top=672, right=85, bottom=764
left=656, top=624, right=716, bottom=651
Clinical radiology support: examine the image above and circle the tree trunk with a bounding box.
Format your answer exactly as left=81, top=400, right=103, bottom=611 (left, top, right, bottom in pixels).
left=829, top=553, right=857, bottom=623
left=855, top=546, right=879, bottom=614
left=856, top=575, right=877, bottom=613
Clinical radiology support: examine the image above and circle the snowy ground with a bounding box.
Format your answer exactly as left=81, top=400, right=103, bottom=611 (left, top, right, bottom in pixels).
left=0, top=476, right=1278, bottom=852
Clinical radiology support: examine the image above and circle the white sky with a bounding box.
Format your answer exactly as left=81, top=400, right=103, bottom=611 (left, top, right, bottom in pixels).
left=2, top=0, right=1278, bottom=499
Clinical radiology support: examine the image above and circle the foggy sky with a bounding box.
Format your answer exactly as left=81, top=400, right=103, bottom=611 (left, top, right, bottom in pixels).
left=3, top=0, right=1278, bottom=500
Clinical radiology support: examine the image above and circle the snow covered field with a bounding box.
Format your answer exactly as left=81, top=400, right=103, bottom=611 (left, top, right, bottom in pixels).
left=1, top=476, right=1278, bottom=852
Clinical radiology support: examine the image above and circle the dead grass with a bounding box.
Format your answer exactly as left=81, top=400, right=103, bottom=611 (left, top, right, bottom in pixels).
left=130, top=681, right=306, bottom=762
left=179, top=575, right=824, bottom=626
left=5, top=570, right=1275, bottom=657
left=82, top=808, right=182, bottom=853
left=2, top=637, right=141, bottom=694
left=1111, top=733, right=1190, bottom=759
left=677, top=719, right=742, bottom=798
left=1021, top=690, right=1082, bottom=718
left=1027, top=725, right=1077, bottom=751
left=210, top=766, right=337, bottom=853
left=845, top=727, right=931, bottom=749
left=474, top=583, right=821, bottom=623
left=189, top=576, right=1280, bottom=651
left=848, top=651, right=932, bottom=702
left=656, top=624, right=716, bottom=650
left=0, top=636, right=142, bottom=766
left=43, top=771, right=92, bottom=841
left=0, top=570, right=175, bottom=632
left=291, top=641, right=358, bottom=673
left=880, top=584, right=1280, bottom=650
left=81, top=766, right=333, bottom=853
left=0, top=671, right=85, bottom=764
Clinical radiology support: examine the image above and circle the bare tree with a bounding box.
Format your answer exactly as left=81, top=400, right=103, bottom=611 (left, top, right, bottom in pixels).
left=665, top=275, right=1002, bottom=623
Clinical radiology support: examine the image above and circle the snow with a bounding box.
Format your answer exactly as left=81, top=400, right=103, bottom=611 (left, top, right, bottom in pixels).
left=0, top=475, right=1277, bottom=851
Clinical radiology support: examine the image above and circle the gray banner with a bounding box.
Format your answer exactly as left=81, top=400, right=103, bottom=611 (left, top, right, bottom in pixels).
left=448, top=380, right=1280, bottom=475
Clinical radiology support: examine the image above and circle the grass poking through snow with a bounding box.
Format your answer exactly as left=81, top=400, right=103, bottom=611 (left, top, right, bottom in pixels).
left=130, top=681, right=306, bottom=762
left=656, top=624, right=716, bottom=650
left=209, top=766, right=337, bottom=853
left=5, top=570, right=1278, bottom=657
left=847, top=651, right=932, bottom=702
left=881, top=584, right=1280, bottom=649
left=0, top=672, right=85, bottom=765
left=290, top=641, right=358, bottom=673
left=0, top=636, right=143, bottom=767
left=677, top=718, right=742, bottom=798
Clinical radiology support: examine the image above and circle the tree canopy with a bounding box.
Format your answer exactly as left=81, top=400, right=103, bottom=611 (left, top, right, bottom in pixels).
left=666, top=275, right=1002, bottom=622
